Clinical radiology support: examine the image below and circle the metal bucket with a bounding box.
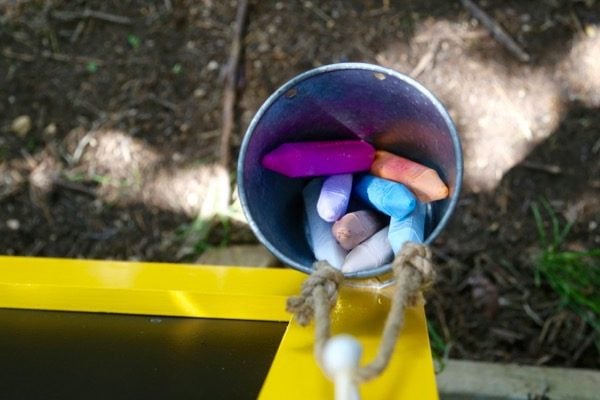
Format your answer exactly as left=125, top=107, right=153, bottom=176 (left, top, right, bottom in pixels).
left=237, top=63, right=463, bottom=279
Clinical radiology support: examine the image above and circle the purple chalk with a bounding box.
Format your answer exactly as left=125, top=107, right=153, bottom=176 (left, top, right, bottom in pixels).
left=261, top=140, right=375, bottom=177
left=317, top=174, right=353, bottom=222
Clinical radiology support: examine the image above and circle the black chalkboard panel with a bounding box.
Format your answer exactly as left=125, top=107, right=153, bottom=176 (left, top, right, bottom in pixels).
left=0, top=309, right=286, bottom=399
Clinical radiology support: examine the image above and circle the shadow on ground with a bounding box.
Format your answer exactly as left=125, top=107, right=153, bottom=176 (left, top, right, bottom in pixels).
left=430, top=103, right=600, bottom=367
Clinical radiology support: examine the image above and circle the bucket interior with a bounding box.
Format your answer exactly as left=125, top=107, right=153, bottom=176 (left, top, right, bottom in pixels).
left=238, top=64, right=462, bottom=278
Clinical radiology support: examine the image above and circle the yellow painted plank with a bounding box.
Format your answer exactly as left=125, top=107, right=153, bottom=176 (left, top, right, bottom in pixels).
left=0, top=256, right=305, bottom=321
left=0, top=256, right=304, bottom=294
left=260, top=286, right=439, bottom=399
left=0, top=256, right=438, bottom=398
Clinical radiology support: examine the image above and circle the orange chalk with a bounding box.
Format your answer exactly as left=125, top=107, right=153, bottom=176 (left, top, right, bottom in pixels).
left=370, top=151, right=448, bottom=202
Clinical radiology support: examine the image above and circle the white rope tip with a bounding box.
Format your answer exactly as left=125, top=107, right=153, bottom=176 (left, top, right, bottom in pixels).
left=323, top=334, right=362, bottom=400
left=323, top=334, right=362, bottom=374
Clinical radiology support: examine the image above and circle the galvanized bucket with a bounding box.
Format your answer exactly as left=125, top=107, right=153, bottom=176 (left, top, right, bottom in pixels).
left=237, top=63, right=462, bottom=279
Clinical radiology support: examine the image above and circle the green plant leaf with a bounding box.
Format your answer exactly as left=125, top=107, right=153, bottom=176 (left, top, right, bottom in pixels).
left=172, top=63, right=182, bottom=74
left=86, top=61, right=98, bottom=73
left=127, top=34, right=141, bottom=49
left=532, top=200, right=599, bottom=339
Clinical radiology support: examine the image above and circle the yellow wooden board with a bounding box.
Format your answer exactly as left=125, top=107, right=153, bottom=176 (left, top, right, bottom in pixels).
left=0, top=256, right=305, bottom=321
left=261, top=287, right=439, bottom=399
left=0, top=256, right=438, bottom=399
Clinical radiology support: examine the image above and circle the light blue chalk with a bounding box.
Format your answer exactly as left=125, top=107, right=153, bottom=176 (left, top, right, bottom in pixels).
left=303, top=178, right=347, bottom=269
left=317, top=174, right=353, bottom=222
left=388, top=201, right=426, bottom=254
left=353, top=174, right=416, bottom=220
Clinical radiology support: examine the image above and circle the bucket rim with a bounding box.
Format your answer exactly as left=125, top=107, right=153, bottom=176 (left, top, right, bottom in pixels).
left=237, top=62, right=463, bottom=278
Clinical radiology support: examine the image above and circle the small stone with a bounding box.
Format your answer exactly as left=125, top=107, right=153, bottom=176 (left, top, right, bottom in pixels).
left=11, top=115, right=32, bottom=137
left=179, top=122, right=190, bottom=133
left=207, top=60, right=219, bottom=71
left=585, top=25, right=596, bottom=38
left=43, top=123, right=57, bottom=136
left=193, top=88, right=206, bottom=98
left=488, top=222, right=500, bottom=232
left=7, top=219, right=20, bottom=230
left=171, top=152, right=184, bottom=162
left=258, top=42, right=270, bottom=53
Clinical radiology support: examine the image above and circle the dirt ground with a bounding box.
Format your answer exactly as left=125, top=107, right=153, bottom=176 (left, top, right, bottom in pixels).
left=1, top=1, right=599, bottom=368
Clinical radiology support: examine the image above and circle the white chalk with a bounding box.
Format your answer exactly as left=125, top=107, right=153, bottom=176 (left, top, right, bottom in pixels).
left=341, top=226, right=393, bottom=273
left=323, top=334, right=362, bottom=400
left=303, top=179, right=347, bottom=269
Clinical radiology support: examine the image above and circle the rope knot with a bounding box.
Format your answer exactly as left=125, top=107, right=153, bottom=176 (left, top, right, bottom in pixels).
left=392, top=242, right=435, bottom=292
left=286, top=261, right=344, bottom=326
left=286, top=242, right=436, bottom=383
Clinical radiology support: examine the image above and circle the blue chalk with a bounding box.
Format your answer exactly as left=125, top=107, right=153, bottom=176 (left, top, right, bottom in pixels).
left=388, top=201, right=426, bottom=254
left=353, top=175, right=416, bottom=220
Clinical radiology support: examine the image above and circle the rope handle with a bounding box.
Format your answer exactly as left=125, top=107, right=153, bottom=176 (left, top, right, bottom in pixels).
left=286, top=242, right=435, bottom=383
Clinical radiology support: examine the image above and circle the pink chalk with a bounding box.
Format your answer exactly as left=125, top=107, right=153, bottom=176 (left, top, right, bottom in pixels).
left=261, top=140, right=375, bottom=177
left=332, top=210, right=386, bottom=250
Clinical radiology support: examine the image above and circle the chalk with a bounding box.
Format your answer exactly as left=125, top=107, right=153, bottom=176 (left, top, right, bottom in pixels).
left=261, top=140, right=375, bottom=177
left=353, top=174, right=416, bottom=220
left=370, top=150, right=448, bottom=202
left=332, top=210, right=387, bottom=250
left=388, top=201, right=426, bottom=254
left=342, top=227, right=393, bottom=273
left=303, top=178, right=347, bottom=269
left=317, top=174, right=353, bottom=222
